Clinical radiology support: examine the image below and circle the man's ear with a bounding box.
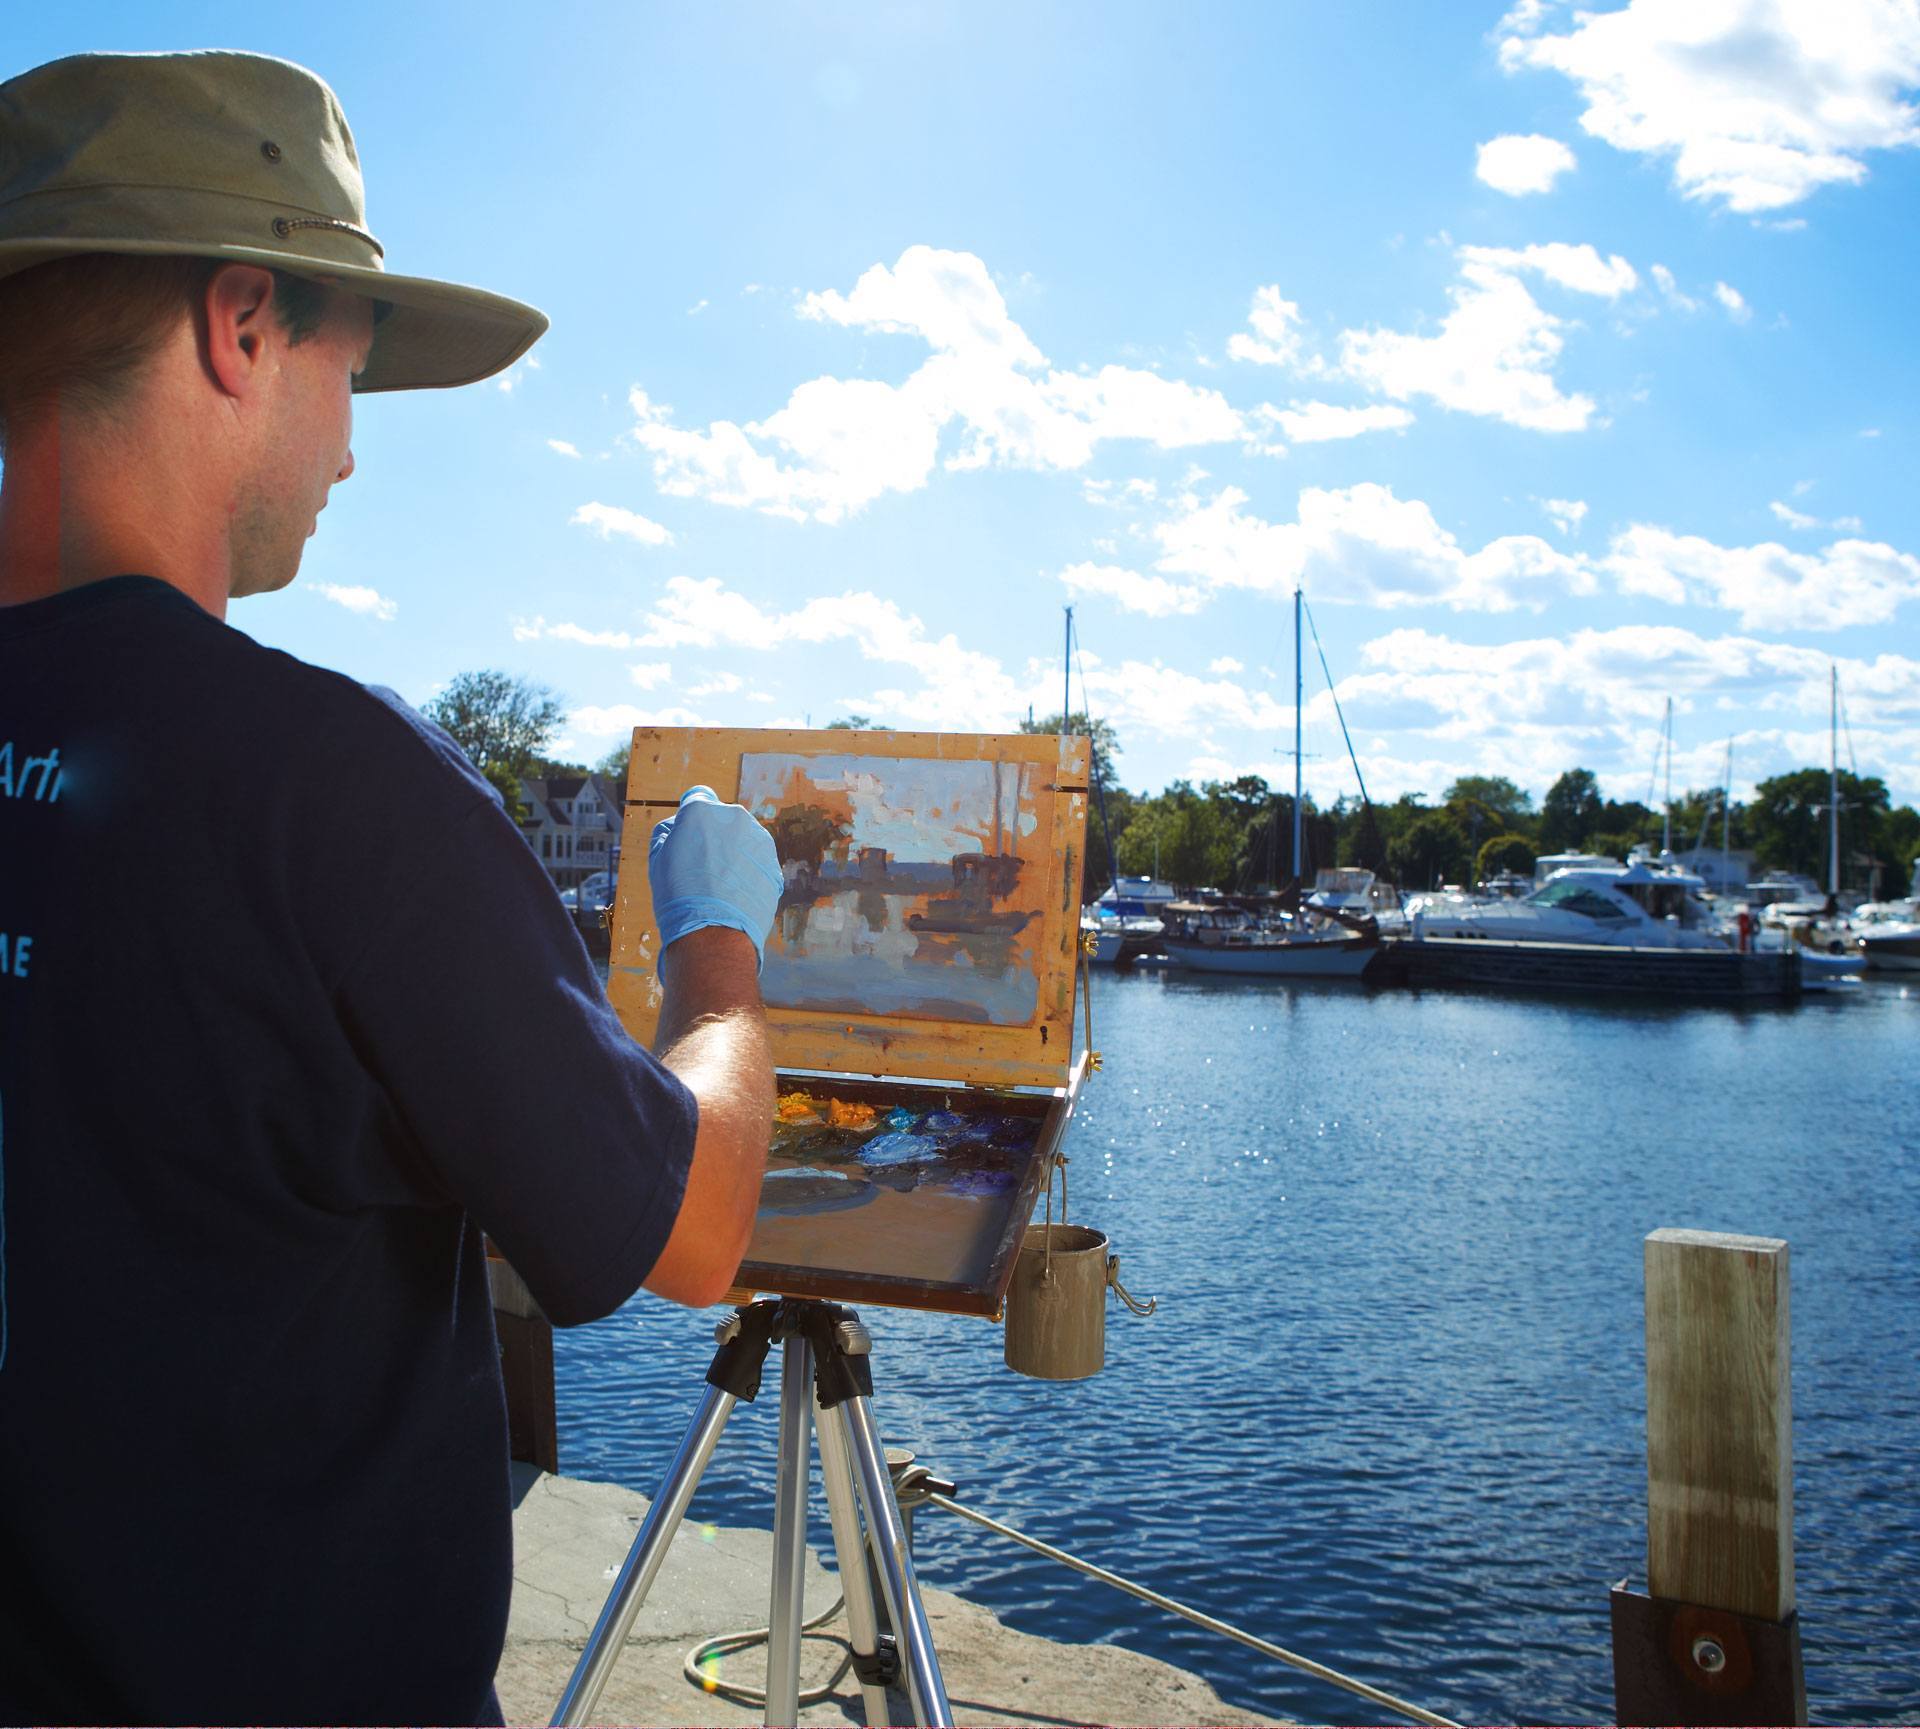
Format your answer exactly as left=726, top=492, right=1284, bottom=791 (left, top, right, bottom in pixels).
left=204, top=264, right=279, bottom=399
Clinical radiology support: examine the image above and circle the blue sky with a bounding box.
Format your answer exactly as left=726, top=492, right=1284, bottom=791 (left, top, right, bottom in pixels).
left=14, top=1, right=1920, bottom=805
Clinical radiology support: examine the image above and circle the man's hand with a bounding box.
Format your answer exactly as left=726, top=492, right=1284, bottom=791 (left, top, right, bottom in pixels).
left=642, top=928, right=774, bottom=1308
left=649, top=785, right=783, bottom=974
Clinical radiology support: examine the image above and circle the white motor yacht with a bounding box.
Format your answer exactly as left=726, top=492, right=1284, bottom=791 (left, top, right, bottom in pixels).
left=1410, top=862, right=1728, bottom=949
left=1161, top=899, right=1379, bottom=977
left=1082, top=875, right=1179, bottom=965
left=1851, top=900, right=1920, bottom=972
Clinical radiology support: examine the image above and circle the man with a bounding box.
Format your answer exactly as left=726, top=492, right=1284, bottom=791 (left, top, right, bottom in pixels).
left=0, top=50, right=780, bottom=1723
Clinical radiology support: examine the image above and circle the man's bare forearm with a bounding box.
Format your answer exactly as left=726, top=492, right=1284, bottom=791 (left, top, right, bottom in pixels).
left=642, top=926, right=775, bottom=1305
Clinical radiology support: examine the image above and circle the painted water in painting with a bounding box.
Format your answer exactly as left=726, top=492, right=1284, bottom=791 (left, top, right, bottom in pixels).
left=746, top=1085, right=1049, bottom=1298
left=738, top=751, right=1046, bottom=1026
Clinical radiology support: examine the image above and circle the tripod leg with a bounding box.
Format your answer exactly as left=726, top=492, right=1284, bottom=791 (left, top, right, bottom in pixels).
left=551, top=1385, right=737, bottom=1726
left=813, top=1385, right=895, bottom=1726
left=764, top=1333, right=814, bottom=1726
left=834, top=1396, right=954, bottom=1728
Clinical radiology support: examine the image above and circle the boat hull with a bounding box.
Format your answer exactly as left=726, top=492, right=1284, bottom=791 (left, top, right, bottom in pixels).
left=1164, top=937, right=1378, bottom=978
left=1860, top=933, right=1920, bottom=972
left=1378, top=937, right=1799, bottom=1000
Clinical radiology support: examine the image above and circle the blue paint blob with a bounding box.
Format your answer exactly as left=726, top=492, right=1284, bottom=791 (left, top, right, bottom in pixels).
left=859, top=1132, right=933, bottom=1169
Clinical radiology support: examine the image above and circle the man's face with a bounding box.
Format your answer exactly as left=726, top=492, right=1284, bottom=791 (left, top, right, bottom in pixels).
left=229, top=288, right=375, bottom=599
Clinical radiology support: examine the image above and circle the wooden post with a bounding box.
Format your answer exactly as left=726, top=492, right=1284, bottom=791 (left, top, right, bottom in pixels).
left=489, top=1250, right=559, bottom=1476
left=1611, top=1228, right=1806, bottom=1725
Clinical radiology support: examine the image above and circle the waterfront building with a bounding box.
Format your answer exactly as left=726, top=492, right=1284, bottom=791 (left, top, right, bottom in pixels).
left=518, top=772, right=623, bottom=889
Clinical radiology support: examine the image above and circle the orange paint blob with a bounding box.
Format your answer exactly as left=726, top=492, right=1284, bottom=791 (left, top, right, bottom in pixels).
left=825, top=1098, right=877, bottom=1129
left=774, top=1093, right=821, bottom=1124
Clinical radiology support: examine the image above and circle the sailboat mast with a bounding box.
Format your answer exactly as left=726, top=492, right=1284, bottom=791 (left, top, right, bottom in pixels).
left=1722, top=739, right=1733, bottom=888
left=1662, top=697, right=1673, bottom=856
left=1063, top=605, right=1072, bottom=728
left=1829, top=664, right=1840, bottom=898
left=1292, top=587, right=1303, bottom=884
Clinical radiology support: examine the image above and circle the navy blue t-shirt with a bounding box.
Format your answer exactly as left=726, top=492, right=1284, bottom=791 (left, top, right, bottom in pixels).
left=0, top=575, right=698, bottom=1724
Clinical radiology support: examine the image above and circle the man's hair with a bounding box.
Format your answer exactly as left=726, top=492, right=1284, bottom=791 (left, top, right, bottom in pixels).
left=0, top=255, right=337, bottom=449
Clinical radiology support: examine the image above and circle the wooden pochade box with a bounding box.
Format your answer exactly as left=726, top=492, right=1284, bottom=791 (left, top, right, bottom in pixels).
left=609, top=727, right=1093, bottom=1320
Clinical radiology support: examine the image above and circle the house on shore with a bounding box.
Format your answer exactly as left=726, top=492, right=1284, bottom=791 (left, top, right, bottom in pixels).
left=518, top=772, right=623, bottom=889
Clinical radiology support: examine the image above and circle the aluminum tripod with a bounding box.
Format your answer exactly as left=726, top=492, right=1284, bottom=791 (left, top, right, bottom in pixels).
left=550, top=1297, right=954, bottom=1728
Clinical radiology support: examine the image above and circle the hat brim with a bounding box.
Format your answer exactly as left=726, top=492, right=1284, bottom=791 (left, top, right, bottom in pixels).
left=0, top=237, right=547, bottom=393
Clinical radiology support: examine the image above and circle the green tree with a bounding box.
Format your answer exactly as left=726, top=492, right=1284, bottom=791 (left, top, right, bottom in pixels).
left=1388, top=810, right=1468, bottom=889
left=1020, top=711, right=1121, bottom=790
left=1748, top=768, right=1891, bottom=885
left=1116, top=782, right=1235, bottom=890
left=598, top=738, right=632, bottom=781
left=425, top=670, right=565, bottom=793
left=422, top=670, right=568, bottom=823
left=1445, top=775, right=1534, bottom=831
left=824, top=714, right=875, bottom=730
left=1539, top=768, right=1604, bottom=852
left=1475, top=833, right=1536, bottom=883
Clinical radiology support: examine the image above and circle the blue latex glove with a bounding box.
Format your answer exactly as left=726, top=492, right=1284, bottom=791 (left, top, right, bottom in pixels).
left=649, top=785, right=782, bottom=974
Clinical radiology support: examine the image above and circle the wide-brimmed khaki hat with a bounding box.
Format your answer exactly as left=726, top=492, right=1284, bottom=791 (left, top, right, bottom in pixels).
left=0, top=49, right=547, bottom=392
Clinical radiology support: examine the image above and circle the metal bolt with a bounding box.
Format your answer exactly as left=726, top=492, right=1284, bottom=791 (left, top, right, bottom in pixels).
left=1691, top=1635, right=1727, bottom=1674
left=260, top=140, right=282, bottom=162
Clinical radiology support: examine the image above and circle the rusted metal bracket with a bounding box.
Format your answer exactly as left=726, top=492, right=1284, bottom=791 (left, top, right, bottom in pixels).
left=1610, top=1583, right=1806, bottom=1726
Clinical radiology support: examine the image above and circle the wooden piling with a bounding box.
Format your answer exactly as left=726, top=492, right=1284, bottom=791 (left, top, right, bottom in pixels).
left=1611, top=1227, right=1806, bottom=1725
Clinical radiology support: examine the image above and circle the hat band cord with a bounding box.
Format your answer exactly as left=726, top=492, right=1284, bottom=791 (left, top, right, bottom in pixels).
left=271, top=215, right=383, bottom=258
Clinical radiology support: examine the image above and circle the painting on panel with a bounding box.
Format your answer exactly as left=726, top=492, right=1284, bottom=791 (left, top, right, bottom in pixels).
left=739, top=1081, right=1056, bottom=1311
left=739, top=751, right=1049, bottom=1027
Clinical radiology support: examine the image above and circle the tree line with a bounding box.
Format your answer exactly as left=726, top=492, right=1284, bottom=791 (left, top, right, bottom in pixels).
left=421, top=673, right=1920, bottom=900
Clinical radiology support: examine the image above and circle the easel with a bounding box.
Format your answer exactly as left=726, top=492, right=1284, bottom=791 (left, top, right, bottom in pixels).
left=551, top=1296, right=952, bottom=1727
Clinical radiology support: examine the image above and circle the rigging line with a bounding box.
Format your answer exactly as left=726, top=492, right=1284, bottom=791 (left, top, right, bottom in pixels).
left=1300, top=597, right=1374, bottom=811
left=921, top=1488, right=1463, bottom=1728
left=1839, top=677, right=1860, bottom=779
left=1070, top=613, right=1121, bottom=889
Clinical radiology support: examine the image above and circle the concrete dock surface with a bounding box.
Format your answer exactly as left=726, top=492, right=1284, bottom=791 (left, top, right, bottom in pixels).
left=498, top=1465, right=1278, bottom=1727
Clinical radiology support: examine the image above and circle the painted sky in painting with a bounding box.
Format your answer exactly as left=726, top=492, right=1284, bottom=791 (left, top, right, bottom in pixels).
left=14, top=2, right=1919, bottom=803
left=741, top=754, right=1037, bottom=862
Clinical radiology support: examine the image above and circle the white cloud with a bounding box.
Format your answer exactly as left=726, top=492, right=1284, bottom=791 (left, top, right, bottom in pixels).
left=627, top=247, right=1247, bottom=524
left=570, top=501, right=675, bottom=546
left=1542, top=497, right=1589, bottom=536
left=1210, top=656, right=1245, bottom=674
left=1075, top=660, right=1293, bottom=739
left=1606, top=524, right=1920, bottom=629
left=512, top=616, right=642, bottom=648
left=686, top=671, right=745, bottom=697
left=1152, top=482, right=1596, bottom=613
left=1337, top=243, right=1633, bottom=432
left=1256, top=401, right=1416, bottom=442
left=1500, top=0, right=1920, bottom=213
left=1227, top=286, right=1317, bottom=369
left=547, top=439, right=582, bottom=459
left=1059, top=561, right=1205, bottom=618
left=629, top=661, right=673, bottom=689
left=687, top=298, right=710, bottom=316
left=1769, top=499, right=1819, bottom=530
left=1458, top=242, right=1638, bottom=299
left=1475, top=132, right=1579, bottom=194
left=1713, top=280, right=1752, bottom=322
left=800, top=246, right=1045, bottom=367
left=310, top=582, right=396, bottom=621
left=631, top=574, right=1031, bottom=727
left=569, top=702, right=703, bottom=738
left=1650, top=264, right=1700, bottom=311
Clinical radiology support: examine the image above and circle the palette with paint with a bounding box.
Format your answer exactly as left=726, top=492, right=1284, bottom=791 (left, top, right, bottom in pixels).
left=609, top=727, right=1092, bottom=1318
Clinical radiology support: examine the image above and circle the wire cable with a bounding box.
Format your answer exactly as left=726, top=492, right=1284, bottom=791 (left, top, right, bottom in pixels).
left=680, top=1589, right=858, bottom=1708
left=917, top=1478, right=1463, bottom=1729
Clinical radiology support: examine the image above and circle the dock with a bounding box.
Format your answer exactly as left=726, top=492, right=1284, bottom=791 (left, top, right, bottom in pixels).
left=1374, top=936, right=1801, bottom=1000
left=497, top=1463, right=1276, bottom=1726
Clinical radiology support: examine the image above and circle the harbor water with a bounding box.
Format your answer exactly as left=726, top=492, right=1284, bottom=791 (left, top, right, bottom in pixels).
left=555, top=971, right=1920, bottom=1724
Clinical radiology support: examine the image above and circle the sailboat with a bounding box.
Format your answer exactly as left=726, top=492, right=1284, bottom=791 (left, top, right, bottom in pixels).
left=1161, top=589, right=1381, bottom=979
